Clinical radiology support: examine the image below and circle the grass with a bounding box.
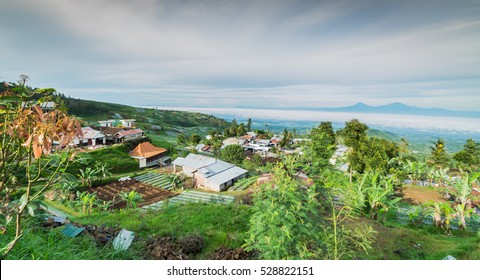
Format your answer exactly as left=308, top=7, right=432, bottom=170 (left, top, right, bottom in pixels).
left=66, top=145, right=140, bottom=175
left=73, top=203, right=252, bottom=259
left=1, top=218, right=143, bottom=260
left=355, top=215, right=480, bottom=260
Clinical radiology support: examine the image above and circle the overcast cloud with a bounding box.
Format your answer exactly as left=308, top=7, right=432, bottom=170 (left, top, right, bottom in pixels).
left=1, top=0, right=479, bottom=110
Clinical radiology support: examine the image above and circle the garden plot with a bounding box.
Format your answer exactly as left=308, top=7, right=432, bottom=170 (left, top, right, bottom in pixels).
left=396, top=206, right=480, bottom=231
left=134, top=172, right=173, bottom=190
left=91, top=180, right=176, bottom=209
left=143, top=190, right=235, bottom=210
left=228, top=176, right=259, bottom=191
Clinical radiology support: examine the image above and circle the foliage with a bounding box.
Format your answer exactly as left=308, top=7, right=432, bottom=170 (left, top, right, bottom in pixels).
left=76, top=191, right=97, bottom=215
left=453, top=138, right=480, bottom=170
left=119, top=190, right=143, bottom=209
left=245, top=163, right=325, bottom=259
left=0, top=80, right=82, bottom=256
left=189, top=133, right=201, bottom=145
left=450, top=172, right=480, bottom=229
left=169, top=173, right=187, bottom=191
left=219, top=144, right=245, bottom=165
left=323, top=202, right=376, bottom=260
left=176, top=134, right=187, bottom=146
left=66, top=145, right=139, bottom=175
left=337, top=172, right=400, bottom=221
left=428, top=138, right=450, bottom=168
left=302, top=122, right=336, bottom=175
left=339, top=119, right=368, bottom=149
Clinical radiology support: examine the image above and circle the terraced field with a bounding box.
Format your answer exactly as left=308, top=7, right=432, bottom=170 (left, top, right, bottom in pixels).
left=134, top=172, right=173, bottom=190
left=143, top=190, right=235, bottom=211
left=90, top=180, right=176, bottom=209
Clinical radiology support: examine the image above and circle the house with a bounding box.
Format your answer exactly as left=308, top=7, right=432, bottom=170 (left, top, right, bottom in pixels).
left=92, top=126, right=125, bottom=144
left=74, top=127, right=106, bottom=147
left=129, top=142, right=168, bottom=168
left=222, top=137, right=245, bottom=148
left=195, top=144, right=212, bottom=153
left=114, top=129, right=145, bottom=142
left=172, top=154, right=248, bottom=192
left=98, top=119, right=136, bottom=128
left=256, top=139, right=271, bottom=147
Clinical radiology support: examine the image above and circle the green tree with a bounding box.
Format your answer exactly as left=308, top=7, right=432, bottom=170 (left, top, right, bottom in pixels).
left=176, top=134, right=187, bottom=146
left=245, top=163, right=324, bottom=259
left=236, top=123, right=246, bottom=137
left=303, top=129, right=336, bottom=175
left=280, top=128, right=292, bottom=149
left=190, top=133, right=201, bottom=145
left=453, top=138, right=480, bottom=169
left=317, top=121, right=336, bottom=146
left=245, top=162, right=375, bottom=259
left=219, top=144, right=245, bottom=165
left=246, top=118, right=252, bottom=132
left=428, top=139, right=450, bottom=167
left=339, top=119, right=368, bottom=149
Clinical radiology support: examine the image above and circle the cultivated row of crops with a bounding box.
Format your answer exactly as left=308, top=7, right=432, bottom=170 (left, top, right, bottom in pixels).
left=396, top=206, right=480, bottom=231
left=142, top=190, right=235, bottom=210
left=228, top=176, right=259, bottom=191
left=134, top=172, right=173, bottom=190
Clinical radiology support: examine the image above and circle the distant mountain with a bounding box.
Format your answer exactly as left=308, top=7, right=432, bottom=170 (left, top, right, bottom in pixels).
left=301, top=102, right=480, bottom=118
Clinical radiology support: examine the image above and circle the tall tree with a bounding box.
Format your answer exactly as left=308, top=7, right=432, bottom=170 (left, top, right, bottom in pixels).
left=219, top=144, right=245, bottom=165
left=453, top=138, right=480, bottom=169
left=303, top=126, right=336, bottom=175
left=246, top=118, right=252, bottom=132
left=428, top=138, right=450, bottom=167
left=339, top=119, right=368, bottom=149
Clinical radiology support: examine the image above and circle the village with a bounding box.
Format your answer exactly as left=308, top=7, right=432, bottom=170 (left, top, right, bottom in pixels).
left=2, top=92, right=480, bottom=261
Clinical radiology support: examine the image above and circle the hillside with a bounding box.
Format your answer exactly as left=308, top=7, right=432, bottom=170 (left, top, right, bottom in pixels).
left=60, top=96, right=229, bottom=146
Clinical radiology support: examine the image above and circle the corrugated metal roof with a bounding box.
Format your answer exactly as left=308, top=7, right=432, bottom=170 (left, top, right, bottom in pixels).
left=174, top=154, right=216, bottom=169
left=114, top=129, right=144, bottom=138
left=173, top=153, right=247, bottom=185
left=81, top=127, right=105, bottom=139
left=199, top=160, right=233, bottom=177
left=207, top=166, right=248, bottom=185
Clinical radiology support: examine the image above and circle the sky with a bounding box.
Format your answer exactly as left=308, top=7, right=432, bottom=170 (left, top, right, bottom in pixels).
left=1, top=0, right=480, bottom=110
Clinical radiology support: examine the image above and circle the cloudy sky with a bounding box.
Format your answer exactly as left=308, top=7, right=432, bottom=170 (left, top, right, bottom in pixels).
left=1, top=0, right=480, bottom=110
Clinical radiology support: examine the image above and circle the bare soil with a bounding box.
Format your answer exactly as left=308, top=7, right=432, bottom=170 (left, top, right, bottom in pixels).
left=209, top=246, right=257, bottom=260
left=400, top=185, right=448, bottom=205
left=90, top=180, right=176, bottom=209
left=145, top=236, right=188, bottom=260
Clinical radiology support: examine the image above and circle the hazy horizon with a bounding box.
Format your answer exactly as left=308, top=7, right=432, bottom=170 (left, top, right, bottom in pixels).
left=2, top=0, right=480, bottom=110
left=149, top=106, right=480, bottom=132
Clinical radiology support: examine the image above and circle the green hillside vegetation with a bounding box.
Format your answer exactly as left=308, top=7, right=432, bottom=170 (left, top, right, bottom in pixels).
left=60, top=96, right=229, bottom=147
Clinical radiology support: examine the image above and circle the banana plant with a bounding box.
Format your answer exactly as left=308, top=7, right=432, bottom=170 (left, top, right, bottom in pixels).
left=119, top=190, right=143, bottom=208
left=76, top=191, right=97, bottom=214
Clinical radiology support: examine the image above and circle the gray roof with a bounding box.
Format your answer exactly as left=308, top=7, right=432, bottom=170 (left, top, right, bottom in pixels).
left=173, top=153, right=247, bottom=185
left=172, top=154, right=216, bottom=169
left=207, top=166, right=248, bottom=185
left=197, top=160, right=234, bottom=178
